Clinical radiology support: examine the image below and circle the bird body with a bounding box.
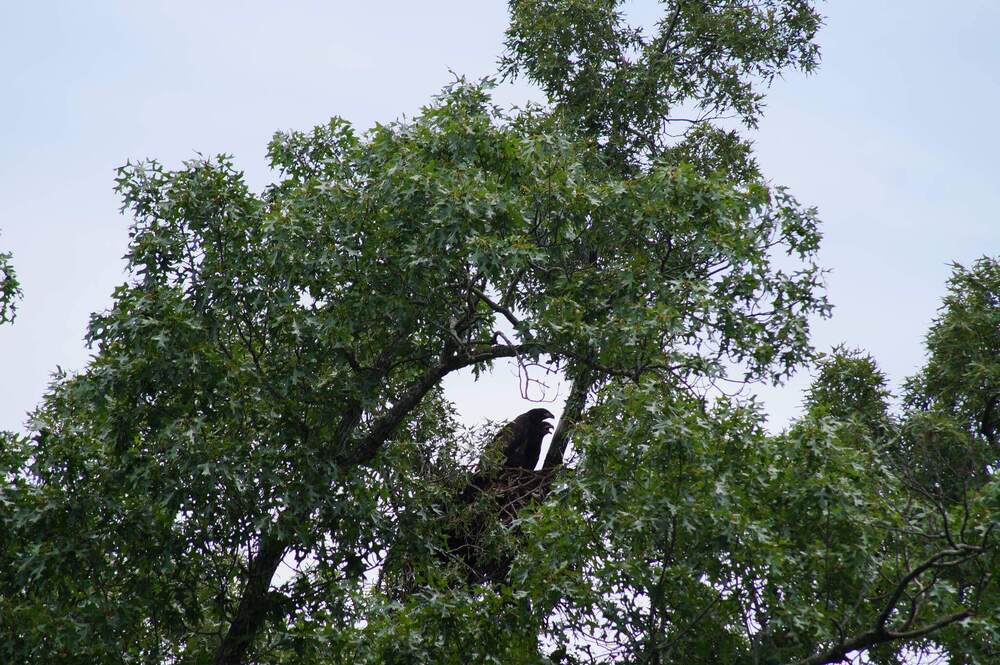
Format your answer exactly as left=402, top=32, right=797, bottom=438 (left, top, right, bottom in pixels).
left=486, top=407, right=555, bottom=472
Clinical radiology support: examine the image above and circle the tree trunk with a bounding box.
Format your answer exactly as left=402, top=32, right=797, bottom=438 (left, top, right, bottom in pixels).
left=213, top=533, right=287, bottom=665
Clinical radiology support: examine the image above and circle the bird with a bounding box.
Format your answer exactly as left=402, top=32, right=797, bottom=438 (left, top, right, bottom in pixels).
left=481, top=407, right=555, bottom=474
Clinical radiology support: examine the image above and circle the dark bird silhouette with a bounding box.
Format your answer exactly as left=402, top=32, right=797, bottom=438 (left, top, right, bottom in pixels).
left=492, top=407, right=555, bottom=471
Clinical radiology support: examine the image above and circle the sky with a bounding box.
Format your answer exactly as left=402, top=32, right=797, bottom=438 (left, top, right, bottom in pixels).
left=1, top=1, right=997, bottom=435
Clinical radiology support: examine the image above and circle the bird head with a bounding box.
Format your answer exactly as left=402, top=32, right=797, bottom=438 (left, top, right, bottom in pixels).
left=526, top=407, right=555, bottom=435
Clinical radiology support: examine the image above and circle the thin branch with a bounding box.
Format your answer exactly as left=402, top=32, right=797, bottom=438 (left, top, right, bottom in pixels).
left=653, top=4, right=683, bottom=57
left=793, top=543, right=987, bottom=665
left=877, top=546, right=979, bottom=630
left=471, top=284, right=524, bottom=330
left=792, top=611, right=970, bottom=665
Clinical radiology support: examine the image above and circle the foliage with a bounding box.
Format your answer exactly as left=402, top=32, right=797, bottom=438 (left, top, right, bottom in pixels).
left=905, top=258, right=1000, bottom=445
left=802, top=346, right=892, bottom=436
left=1, top=3, right=998, bottom=665
left=0, top=233, right=20, bottom=324
left=503, top=0, right=821, bottom=169
left=898, top=257, right=1000, bottom=505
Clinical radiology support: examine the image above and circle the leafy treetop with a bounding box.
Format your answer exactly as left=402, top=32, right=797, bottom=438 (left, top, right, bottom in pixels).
left=7, top=3, right=997, bottom=665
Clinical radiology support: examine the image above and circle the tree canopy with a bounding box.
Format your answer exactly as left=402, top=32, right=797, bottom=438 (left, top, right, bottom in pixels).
left=2, top=2, right=999, bottom=664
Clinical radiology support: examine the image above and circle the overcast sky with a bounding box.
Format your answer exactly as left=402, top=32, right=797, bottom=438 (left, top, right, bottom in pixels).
left=1, top=1, right=997, bottom=435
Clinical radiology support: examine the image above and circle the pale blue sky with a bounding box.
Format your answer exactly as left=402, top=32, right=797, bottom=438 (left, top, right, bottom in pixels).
left=1, top=1, right=997, bottom=433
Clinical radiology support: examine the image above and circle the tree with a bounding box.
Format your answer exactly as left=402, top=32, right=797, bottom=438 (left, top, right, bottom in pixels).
left=2, top=2, right=997, bottom=664
left=905, top=258, right=1000, bottom=447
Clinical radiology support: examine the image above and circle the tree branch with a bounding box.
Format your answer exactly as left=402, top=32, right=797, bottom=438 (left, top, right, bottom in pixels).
left=343, top=342, right=538, bottom=466
left=215, top=340, right=537, bottom=663
left=543, top=367, right=595, bottom=469
left=213, top=534, right=287, bottom=665
left=792, top=610, right=970, bottom=665
left=471, top=284, right=524, bottom=331
left=792, top=544, right=986, bottom=665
